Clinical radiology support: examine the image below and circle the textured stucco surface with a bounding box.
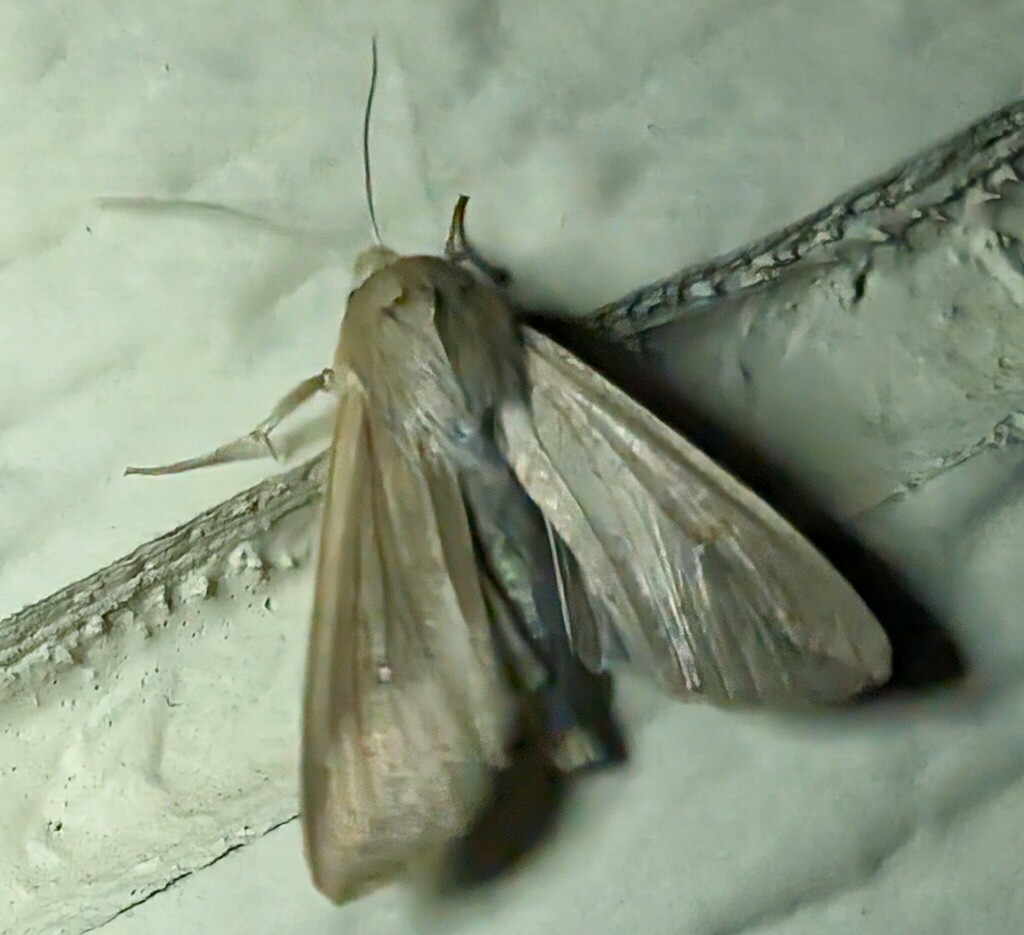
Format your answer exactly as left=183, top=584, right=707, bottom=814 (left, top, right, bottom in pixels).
left=3, top=2, right=1024, bottom=933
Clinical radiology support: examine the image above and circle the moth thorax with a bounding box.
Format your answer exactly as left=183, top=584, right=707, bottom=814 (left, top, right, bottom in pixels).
left=351, top=245, right=399, bottom=288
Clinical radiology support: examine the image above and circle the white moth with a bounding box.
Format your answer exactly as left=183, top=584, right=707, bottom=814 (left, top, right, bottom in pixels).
left=126, top=43, right=891, bottom=903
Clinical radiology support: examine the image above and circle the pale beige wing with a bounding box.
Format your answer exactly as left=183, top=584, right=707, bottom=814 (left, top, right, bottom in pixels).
left=502, top=328, right=891, bottom=705
left=301, top=370, right=511, bottom=903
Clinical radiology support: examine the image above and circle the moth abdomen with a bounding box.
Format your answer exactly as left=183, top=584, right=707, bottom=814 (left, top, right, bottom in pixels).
left=456, top=423, right=626, bottom=776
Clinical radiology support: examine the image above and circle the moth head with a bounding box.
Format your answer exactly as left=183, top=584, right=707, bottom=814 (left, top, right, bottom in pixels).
left=351, top=245, right=399, bottom=288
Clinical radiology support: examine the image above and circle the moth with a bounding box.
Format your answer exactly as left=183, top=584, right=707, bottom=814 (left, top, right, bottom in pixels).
left=126, top=43, right=892, bottom=903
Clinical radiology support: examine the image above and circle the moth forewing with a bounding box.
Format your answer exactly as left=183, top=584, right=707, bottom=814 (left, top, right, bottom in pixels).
left=301, top=253, right=522, bottom=902
left=501, top=327, right=892, bottom=705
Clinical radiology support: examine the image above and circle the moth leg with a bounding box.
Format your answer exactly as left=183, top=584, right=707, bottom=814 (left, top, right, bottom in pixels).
left=125, top=368, right=335, bottom=476
left=444, top=194, right=512, bottom=286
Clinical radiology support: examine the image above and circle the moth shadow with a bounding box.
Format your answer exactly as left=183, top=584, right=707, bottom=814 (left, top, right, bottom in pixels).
left=435, top=685, right=627, bottom=894
left=537, top=319, right=966, bottom=697
left=437, top=716, right=570, bottom=893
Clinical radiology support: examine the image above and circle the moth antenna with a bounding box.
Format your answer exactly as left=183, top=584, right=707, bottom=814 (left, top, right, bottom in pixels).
left=362, top=36, right=383, bottom=245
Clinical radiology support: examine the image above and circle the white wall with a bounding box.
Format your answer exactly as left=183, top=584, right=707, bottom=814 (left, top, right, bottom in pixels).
left=3, top=2, right=1024, bottom=933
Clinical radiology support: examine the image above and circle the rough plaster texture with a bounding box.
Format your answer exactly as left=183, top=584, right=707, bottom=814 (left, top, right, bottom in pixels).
left=3, top=2, right=1024, bottom=933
